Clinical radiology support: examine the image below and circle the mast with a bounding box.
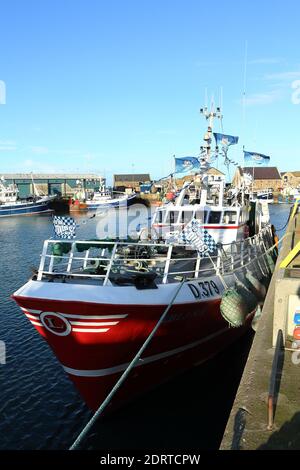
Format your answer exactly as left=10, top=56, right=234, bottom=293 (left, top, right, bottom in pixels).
left=31, top=173, right=40, bottom=198
left=199, top=99, right=222, bottom=167
left=198, top=100, right=222, bottom=205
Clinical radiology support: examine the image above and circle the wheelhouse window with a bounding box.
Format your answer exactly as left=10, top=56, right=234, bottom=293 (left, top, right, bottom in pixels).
left=180, top=211, right=194, bottom=224
left=222, top=211, right=237, bottom=224
left=154, top=210, right=164, bottom=223
left=195, top=210, right=207, bottom=223
left=207, top=211, right=221, bottom=224
left=166, top=211, right=179, bottom=224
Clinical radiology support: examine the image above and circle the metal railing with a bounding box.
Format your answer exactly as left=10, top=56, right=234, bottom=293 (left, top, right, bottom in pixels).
left=36, top=226, right=274, bottom=285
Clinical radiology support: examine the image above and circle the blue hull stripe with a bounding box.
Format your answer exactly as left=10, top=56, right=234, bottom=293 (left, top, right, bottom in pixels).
left=0, top=201, right=53, bottom=217
left=87, top=195, right=136, bottom=210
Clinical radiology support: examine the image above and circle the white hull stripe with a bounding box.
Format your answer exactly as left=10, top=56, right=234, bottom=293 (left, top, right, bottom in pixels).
left=25, top=313, right=40, bottom=320
left=64, top=313, right=127, bottom=320
left=30, top=320, right=43, bottom=327
left=62, top=326, right=231, bottom=377
left=21, top=308, right=41, bottom=315
left=24, top=311, right=119, bottom=333
left=68, top=321, right=118, bottom=326
left=21, top=308, right=127, bottom=320
left=72, top=328, right=110, bottom=333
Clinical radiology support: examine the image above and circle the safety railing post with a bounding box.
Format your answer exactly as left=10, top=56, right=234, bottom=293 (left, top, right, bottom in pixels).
left=163, top=245, right=173, bottom=284
left=103, top=243, right=118, bottom=286
left=67, top=242, right=76, bottom=273
left=37, top=240, right=49, bottom=281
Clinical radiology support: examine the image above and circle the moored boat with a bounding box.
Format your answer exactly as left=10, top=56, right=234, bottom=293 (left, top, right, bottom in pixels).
left=12, top=104, right=277, bottom=412
left=12, top=226, right=276, bottom=411
left=86, top=182, right=136, bottom=210
left=0, top=177, right=55, bottom=217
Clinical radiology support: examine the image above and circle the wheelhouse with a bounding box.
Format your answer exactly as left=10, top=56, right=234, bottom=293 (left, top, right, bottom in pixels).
left=152, top=205, right=245, bottom=228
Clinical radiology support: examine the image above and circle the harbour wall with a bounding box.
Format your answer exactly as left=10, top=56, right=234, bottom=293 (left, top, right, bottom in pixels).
left=220, top=204, right=300, bottom=450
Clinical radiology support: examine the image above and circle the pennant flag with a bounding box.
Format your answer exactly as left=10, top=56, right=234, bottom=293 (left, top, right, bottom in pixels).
left=175, top=157, right=200, bottom=174
left=53, top=216, right=77, bottom=239
left=244, top=151, right=270, bottom=166
left=214, top=133, right=239, bottom=148
left=179, top=219, right=217, bottom=257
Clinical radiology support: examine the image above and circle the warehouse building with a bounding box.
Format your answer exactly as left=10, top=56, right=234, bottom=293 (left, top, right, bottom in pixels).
left=2, top=173, right=104, bottom=198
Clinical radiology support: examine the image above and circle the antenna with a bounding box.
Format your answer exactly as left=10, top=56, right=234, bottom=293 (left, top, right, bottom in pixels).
left=242, top=40, right=248, bottom=168
left=199, top=93, right=223, bottom=168
left=219, top=86, right=224, bottom=132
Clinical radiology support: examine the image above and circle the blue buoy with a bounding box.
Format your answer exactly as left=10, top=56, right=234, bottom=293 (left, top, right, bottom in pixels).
left=294, top=313, right=300, bottom=324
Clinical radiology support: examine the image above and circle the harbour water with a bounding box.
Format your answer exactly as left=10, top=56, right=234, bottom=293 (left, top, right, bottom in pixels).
left=0, top=204, right=290, bottom=449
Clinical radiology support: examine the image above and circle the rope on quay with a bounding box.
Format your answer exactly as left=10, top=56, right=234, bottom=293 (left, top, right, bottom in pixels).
left=69, top=277, right=187, bottom=450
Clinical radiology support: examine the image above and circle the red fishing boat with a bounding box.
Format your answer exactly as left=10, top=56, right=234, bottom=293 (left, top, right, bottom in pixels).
left=12, top=105, right=276, bottom=411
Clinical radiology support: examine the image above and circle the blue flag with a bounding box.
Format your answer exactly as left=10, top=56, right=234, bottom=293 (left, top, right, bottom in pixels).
left=214, top=133, right=239, bottom=147
left=244, top=151, right=270, bottom=166
left=175, top=157, right=200, bottom=173
left=53, top=216, right=77, bottom=239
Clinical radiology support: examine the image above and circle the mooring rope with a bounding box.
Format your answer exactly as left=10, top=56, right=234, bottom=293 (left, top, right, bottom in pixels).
left=69, top=277, right=187, bottom=450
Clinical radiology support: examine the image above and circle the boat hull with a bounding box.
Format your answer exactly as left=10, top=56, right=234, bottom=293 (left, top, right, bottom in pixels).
left=13, top=281, right=255, bottom=411
left=0, top=199, right=54, bottom=217
left=86, top=194, right=136, bottom=210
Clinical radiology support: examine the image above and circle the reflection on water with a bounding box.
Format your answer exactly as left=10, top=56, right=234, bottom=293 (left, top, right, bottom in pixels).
left=0, top=205, right=290, bottom=449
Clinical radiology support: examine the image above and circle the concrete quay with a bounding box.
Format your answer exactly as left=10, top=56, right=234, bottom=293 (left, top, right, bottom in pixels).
left=221, top=204, right=300, bottom=450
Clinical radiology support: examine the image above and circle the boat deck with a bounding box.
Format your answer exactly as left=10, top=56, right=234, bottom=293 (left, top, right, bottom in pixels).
left=35, top=227, right=274, bottom=287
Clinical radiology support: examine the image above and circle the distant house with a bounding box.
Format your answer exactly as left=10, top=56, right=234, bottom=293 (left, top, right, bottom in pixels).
left=281, top=171, right=300, bottom=189
left=113, top=174, right=151, bottom=192
left=232, top=167, right=282, bottom=192
left=176, top=167, right=225, bottom=188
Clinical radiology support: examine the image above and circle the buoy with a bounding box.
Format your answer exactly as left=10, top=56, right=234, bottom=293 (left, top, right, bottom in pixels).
left=293, top=327, right=300, bottom=340
left=220, top=285, right=258, bottom=328
left=166, top=192, right=175, bottom=201
left=51, top=242, right=71, bottom=256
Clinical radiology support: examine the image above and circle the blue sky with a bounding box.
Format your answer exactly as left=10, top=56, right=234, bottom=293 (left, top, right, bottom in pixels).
left=0, top=0, right=300, bottom=184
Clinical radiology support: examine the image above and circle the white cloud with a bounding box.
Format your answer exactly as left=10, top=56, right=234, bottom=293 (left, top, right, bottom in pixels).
left=30, top=146, right=49, bottom=154
left=264, top=71, right=300, bottom=81
left=242, top=89, right=282, bottom=106
left=0, top=146, right=17, bottom=151
left=0, top=139, right=16, bottom=145
left=0, top=139, right=17, bottom=151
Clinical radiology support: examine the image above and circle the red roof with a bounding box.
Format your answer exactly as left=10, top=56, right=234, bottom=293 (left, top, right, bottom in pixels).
left=241, top=167, right=281, bottom=180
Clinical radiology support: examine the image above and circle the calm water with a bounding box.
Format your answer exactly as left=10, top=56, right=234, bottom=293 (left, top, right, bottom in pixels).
left=0, top=204, right=291, bottom=450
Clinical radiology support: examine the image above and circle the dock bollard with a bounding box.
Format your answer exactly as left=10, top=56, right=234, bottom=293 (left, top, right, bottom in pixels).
left=267, top=329, right=283, bottom=430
